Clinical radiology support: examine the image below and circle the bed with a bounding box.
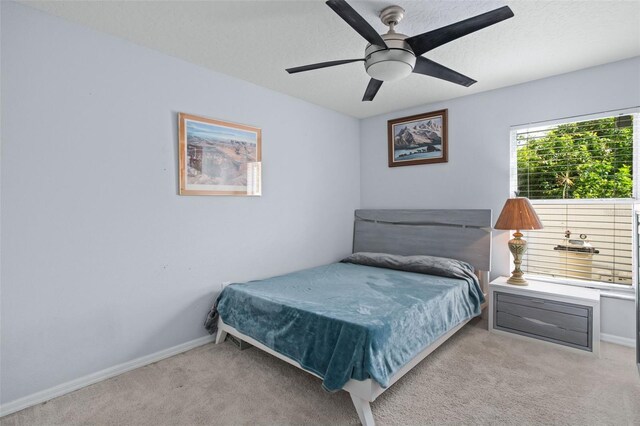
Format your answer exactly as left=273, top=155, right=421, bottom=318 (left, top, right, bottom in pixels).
left=206, top=209, right=492, bottom=425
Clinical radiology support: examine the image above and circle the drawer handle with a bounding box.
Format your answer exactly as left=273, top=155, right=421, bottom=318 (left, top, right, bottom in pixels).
left=528, top=299, right=545, bottom=304
left=524, top=317, right=552, bottom=326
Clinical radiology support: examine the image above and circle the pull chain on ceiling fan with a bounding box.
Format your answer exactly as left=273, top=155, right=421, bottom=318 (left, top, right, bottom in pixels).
left=286, top=0, right=514, bottom=102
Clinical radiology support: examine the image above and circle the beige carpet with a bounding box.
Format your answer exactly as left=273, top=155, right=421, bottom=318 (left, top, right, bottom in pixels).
left=3, top=317, right=639, bottom=425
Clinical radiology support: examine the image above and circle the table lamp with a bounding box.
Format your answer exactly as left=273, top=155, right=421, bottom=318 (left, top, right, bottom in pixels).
left=494, top=197, right=543, bottom=286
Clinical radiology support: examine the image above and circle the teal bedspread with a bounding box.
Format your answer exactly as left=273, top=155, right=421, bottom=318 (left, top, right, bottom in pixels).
left=206, top=259, right=483, bottom=391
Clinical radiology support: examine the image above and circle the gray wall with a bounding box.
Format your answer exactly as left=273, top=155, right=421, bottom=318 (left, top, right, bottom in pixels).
left=0, top=2, right=359, bottom=404
left=360, top=56, right=640, bottom=339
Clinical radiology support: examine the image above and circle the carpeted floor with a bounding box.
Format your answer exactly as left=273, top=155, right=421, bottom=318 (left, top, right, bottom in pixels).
left=2, top=317, right=639, bottom=425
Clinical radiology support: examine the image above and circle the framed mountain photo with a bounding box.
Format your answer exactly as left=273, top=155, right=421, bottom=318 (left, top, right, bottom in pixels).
left=178, top=113, right=262, bottom=196
left=387, top=109, right=448, bottom=167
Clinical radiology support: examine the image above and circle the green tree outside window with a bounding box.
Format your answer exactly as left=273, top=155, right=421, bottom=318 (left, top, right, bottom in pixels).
left=517, top=116, right=634, bottom=199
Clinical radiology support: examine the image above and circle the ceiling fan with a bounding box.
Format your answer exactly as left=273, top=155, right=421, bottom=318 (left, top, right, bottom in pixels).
left=286, top=0, right=514, bottom=101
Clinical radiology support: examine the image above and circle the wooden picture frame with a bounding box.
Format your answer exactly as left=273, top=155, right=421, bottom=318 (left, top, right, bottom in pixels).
left=387, top=109, right=448, bottom=167
left=178, top=113, right=262, bottom=196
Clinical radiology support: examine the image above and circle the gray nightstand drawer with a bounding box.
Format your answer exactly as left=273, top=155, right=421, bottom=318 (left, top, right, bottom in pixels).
left=494, top=291, right=593, bottom=351
left=496, top=312, right=589, bottom=347
left=497, top=301, right=588, bottom=332
left=497, top=293, right=589, bottom=317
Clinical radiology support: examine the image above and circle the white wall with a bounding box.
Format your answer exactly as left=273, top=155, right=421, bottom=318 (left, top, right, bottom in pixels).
left=2, top=0, right=638, bottom=410
left=0, top=2, right=360, bottom=405
left=601, top=297, right=636, bottom=341
left=360, top=57, right=640, bottom=340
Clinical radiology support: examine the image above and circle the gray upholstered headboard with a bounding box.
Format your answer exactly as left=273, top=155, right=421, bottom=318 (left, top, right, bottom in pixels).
left=353, top=209, right=492, bottom=273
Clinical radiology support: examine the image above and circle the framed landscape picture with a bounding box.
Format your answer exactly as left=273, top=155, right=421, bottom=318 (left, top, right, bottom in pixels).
left=387, top=109, right=448, bottom=167
left=178, top=113, right=262, bottom=196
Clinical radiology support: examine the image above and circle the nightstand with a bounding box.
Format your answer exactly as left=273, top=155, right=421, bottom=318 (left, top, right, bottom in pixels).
left=489, top=276, right=601, bottom=356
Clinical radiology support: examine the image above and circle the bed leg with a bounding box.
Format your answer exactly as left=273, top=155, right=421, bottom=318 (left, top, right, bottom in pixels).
left=349, top=393, right=375, bottom=426
left=215, top=318, right=228, bottom=344
left=215, top=328, right=227, bottom=344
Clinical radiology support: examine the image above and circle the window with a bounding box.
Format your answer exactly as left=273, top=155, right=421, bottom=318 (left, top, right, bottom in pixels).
left=511, top=110, right=639, bottom=288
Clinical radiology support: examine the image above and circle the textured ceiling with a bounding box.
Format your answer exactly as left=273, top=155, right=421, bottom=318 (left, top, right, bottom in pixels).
left=21, top=0, right=640, bottom=118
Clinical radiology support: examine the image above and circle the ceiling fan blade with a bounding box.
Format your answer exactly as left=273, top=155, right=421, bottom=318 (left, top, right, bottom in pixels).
left=413, top=56, right=477, bottom=87
left=406, top=6, right=514, bottom=56
left=286, top=58, right=364, bottom=74
left=362, top=78, right=383, bottom=101
left=326, top=0, right=387, bottom=47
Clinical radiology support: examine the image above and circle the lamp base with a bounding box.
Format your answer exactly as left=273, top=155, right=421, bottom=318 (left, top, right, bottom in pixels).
left=506, top=274, right=528, bottom=286
left=507, top=231, right=529, bottom=286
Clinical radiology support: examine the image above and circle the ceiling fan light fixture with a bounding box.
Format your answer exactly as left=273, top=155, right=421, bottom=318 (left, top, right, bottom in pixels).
left=364, top=32, right=416, bottom=82
left=365, top=50, right=415, bottom=81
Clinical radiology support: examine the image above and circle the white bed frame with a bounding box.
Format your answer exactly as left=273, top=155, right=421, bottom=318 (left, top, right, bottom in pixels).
left=216, top=209, right=492, bottom=425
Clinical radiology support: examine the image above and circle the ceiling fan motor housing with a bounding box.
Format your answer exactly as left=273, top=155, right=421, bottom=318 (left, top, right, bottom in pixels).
left=364, top=32, right=416, bottom=82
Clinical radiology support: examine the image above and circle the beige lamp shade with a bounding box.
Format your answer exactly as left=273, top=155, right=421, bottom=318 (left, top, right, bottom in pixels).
left=494, top=197, right=543, bottom=230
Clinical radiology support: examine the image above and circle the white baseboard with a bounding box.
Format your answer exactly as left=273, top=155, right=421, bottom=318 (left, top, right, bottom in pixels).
left=601, top=333, right=635, bottom=348
left=0, top=334, right=216, bottom=418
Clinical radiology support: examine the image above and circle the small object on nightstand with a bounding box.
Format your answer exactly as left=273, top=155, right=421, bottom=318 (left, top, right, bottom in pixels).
left=488, top=276, right=600, bottom=356
left=494, top=197, right=543, bottom=286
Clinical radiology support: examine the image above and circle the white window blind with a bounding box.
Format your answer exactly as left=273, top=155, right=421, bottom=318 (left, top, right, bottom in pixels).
left=522, top=202, right=633, bottom=285
left=512, top=112, right=638, bottom=287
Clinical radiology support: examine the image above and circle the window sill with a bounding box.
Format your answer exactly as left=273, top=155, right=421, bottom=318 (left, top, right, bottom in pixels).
left=525, top=274, right=635, bottom=298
